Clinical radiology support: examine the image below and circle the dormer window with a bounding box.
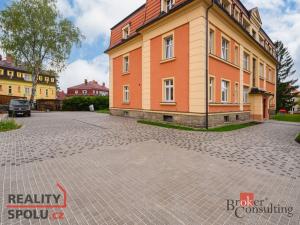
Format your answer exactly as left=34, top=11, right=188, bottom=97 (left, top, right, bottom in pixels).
left=234, top=8, right=240, bottom=22
left=221, top=0, right=232, bottom=14
left=162, top=0, right=174, bottom=13
left=259, top=36, right=264, bottom=46
left=122, top=24, right=130, bottom=39
left=252, top=30, right=257, bottom=40
left=242, top=17, right=250, bottom=32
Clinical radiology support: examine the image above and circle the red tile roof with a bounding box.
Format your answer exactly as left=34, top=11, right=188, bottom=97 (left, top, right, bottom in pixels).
left=56, top=91, right=66, bottom=100
left=68, top=80, right=109, bottom=92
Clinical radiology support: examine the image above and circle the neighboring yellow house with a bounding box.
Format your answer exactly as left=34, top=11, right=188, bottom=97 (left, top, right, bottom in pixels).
left=0, top=60, right=56, bottom=100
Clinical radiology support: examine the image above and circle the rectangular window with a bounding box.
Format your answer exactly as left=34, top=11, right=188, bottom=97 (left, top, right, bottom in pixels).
left=18, top=86, right=21, bottom=93
left=252, top=30, right=257, bottom=39
left=24, top=74, right=32, bottom=81
left=162, top=0, right=174, bottom=12
left=234, top=46, right=239, bottom=65
left=25, top=87, right=30, bottom=96
left=39, top=76, right=43, bottom=81
left=8, top=86, right=12, bottom=95
left=123, top=86, right=129, bottom=103
left=123, top=55, right=129, bottom=73
left=164, top=79, right=174, bottom=102
left=209, top=77, right=215, bottom=102
left=0, top=69, right=3, bottom=75
left=209, top=29, right=215, bottom=54
left=51, top=78, right=55, bottom=82
left=243, top=52, right=250, bottom=70
left=75, top=90, right=78, bottom=95
left=82, top=90, right=87, bottom=95
left=221, top=80, right=229, bottom=103
left=242, top=18, right=250, bottom=32
left=8, top=70, right=14, bottom=77
left=243, top=86, right=249, bottom=103
left=122, top=25, right=130, bottom=39
left=17, top=72, right=22, bottom=78
left=234, top=9, right=240, bottom=22
left=0, top=85, right=2, bottom=91
left=45, top=77, right=49, bottom=82
left=234, top=83, right=239, bottom=103
left=259, top=63, right=264, bottom=78
left=164, top=35, right=174, bottom=59
left=222, top=0, right=231, bottom=14
left=221, top=37, right=229, bottom=61
left=46, top=89, right=48, bottom=97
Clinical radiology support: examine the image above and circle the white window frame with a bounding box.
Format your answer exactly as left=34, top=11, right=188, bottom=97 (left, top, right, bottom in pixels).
left=122, top=25, right=130, bottom=39
left=75, top=90, right=78, bottom=95
left=209, top=76, right=215, bottom=102
left=24, top=74, right=32, bottom=82
left=123, top=85, right=130, bottom=103
left=221, top=37, right=230, bottom=61
left=162, top=0, right=174, bottom=12
left=123, top=55, right=129, bottom=73
left=82, top=90, right=87, bottom=95
left=163, top=79, right=174, bottom=102
left=25, top=87, right=31, bottom=96
left=8, top=86, right=12, bottom=95
left=209, top=29, right=215, bottom=54
left=243, top=86, right=249, bottom=103
left=243, top=52, right=250, bottom=71
left=163, top=34, right=174, bottom=60
left=259, top=63, right=264, bottom=78
left=221, top=80, right=230, bottom=103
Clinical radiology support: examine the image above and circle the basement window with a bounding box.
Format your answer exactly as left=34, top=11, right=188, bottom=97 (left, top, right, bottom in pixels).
left=163, top=115, right=173, bottom=122
left=236, top=115, right=240, bottom=121
left=224, top=116, right=230, bottom=123
left=124, top=111, right=129, bottom=116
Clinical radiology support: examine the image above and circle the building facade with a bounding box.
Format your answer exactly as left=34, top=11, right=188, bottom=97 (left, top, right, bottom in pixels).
left=0, top=57, right=57, bottom=101
left=67, top=80, right=109, bottom=97
left=106, top=0, right=277, bottom=127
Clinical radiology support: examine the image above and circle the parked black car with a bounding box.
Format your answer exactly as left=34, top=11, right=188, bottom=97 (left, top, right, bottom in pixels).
left=8, top=99, right=31, bottom=117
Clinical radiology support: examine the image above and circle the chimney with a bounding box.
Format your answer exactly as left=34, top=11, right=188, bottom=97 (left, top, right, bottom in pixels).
left=84, top=79, right=88, bottom=85
left=6, top=54, right=13, bottom=64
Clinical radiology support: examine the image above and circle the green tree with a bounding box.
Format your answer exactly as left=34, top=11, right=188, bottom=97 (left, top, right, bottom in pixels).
left=275, top=41, right=299, bottom=111
left=0, top=0, right=82, bottom=102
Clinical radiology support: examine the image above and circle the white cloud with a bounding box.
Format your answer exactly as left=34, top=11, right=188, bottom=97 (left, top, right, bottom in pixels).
left=59, top=54, right=109, bottom=91
left=244, top=0, right=300, bottom=85
left=57, top=0, right=144, bottom=43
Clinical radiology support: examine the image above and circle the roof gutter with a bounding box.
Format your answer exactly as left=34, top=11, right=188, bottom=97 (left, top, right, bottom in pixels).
left=205, top=0, right=214, bottom=129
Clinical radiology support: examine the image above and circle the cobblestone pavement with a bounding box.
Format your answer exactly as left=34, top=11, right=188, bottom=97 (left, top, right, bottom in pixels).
left=0, top=112, right=299, bottom=225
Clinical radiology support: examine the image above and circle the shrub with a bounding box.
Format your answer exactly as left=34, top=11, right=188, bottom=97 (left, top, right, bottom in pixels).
left=296, top=133, right=300, bottom=144
left=62, top=96, right=109, bottom=111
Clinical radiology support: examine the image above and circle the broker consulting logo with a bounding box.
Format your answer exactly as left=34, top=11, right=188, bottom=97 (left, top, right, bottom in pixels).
left=6, top=182, right=66, bottom=220
left=227, top=192, right=294, bottom=218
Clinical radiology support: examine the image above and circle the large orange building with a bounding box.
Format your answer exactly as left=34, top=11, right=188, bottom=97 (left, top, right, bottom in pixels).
left=105, top=0, right=277, bottom=127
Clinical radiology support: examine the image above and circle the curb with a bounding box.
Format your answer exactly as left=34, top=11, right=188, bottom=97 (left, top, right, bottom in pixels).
left=0, top=114, right=8, bottom=121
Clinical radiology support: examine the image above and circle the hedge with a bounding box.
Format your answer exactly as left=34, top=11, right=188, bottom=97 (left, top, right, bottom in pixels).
left=62, top=96, right=109, bottom=111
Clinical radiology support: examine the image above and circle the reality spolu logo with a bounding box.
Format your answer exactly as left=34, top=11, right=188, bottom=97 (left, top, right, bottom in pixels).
left=6, top=182, right=66, bottom=220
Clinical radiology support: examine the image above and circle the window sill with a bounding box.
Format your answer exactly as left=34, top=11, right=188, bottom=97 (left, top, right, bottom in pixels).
left=122, top=72, right=130, bottom=76
left=160, top=57, right=176, bottom=64
left=210, top=103, right=239, bottom=106
left=160, top=102, right=176, bottom=106
left=266, top=80, right=275, bottom=85
left=122, top=102, right=130, bottom=105
left=243, top=69, right=251, bottom=74
left=259, top=77, right=265, bottom=80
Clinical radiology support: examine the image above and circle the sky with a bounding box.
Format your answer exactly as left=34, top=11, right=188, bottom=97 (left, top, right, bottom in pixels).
left=0, top=0, right=299, bottom=91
